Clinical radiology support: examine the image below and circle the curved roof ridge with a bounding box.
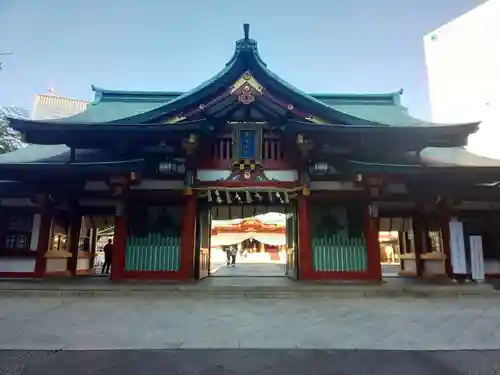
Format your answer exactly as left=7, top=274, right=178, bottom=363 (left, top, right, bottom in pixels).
left=91, top=85, right=184, bottom=97
left=22, top=24, right=480, bottom=130
left=90, top=85, right=183, bottom=104
left=84, top=24, right=410, bottom=126
left=310, top=90, right=402, bottom=101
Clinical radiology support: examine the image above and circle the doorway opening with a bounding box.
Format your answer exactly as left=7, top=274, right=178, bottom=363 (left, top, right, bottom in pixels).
left=210, top=212, right=287, bottom=277
left=195, top=203, right=298, bottom=280
left=378, top=217, right=415, bottom=277
left=379, top=230, right=403, bottom=277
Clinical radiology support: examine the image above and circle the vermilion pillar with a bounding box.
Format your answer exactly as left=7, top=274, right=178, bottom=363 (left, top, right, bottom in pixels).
left=34, top=207, right=52, bottom=278
left=111, top=203, right=127, bottom=281
left=365, top=205, right=382, bottom=281
left=180, top=195, right=197, bottom=280
left=297, top=195, right=313, bottom=280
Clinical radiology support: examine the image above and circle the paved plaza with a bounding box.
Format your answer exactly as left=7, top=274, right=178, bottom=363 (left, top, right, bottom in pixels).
left=1, top=296, right=500, bottom=374
left=1, top=296, right=500, bottom=351
left=211, top=261, right=286, bottom=277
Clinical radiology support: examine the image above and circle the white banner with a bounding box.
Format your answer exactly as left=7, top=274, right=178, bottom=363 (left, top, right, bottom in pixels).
left=469, top=235, right=485, bottom=282
left=449, top=219, right=467, bottom=275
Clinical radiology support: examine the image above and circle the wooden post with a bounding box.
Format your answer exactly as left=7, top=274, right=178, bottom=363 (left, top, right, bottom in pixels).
left=89, top=227, right=98, bottom=270
left=67, top=204, right=82, bottom=276
left=297, top=195, right=313, bottom=280
left=439, top=208, right=453, bottom=277
left=180, top=194, right=197, bottom=280
left=34, top=206, right=53, bottom=278
left=111, top=202, right=127, bottom=281
left=67, top=208, right=81, bottom=276
left=365, top=205, right=381, bottom=281
left=412, top=212, right=425, bottom=277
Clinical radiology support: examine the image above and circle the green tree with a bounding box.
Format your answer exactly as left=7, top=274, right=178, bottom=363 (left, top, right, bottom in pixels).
left=0, top=114, right=23, bottom=154
left=0, top=52, right=13, bottom=72
left=0, top=52, right=23, bottom=154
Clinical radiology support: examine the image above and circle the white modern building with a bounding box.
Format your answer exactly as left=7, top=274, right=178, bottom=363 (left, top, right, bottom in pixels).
left=32, top=94, right=89, bottom=121
left=424, top=0, right=500, bottom=159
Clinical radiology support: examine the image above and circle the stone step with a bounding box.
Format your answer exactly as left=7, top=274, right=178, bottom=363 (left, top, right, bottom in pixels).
left=0, top=281, right=497, bottom=298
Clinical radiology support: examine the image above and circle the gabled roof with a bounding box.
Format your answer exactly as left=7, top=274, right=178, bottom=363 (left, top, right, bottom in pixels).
left=8, top=24, right=479, bottom=135
left=58, top=87, right=417, bottom=126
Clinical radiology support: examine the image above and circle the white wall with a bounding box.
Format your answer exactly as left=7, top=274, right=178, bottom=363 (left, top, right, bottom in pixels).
left=424, top=0, right=500, bottom=159
left=0, top=212, right=41, bottom=274
left=0, top=259, right=35, bottom=273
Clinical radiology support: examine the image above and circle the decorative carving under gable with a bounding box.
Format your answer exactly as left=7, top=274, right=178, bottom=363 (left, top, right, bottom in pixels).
left=163, top=87, right=233, bottom=124
left=238, top=88, right=256, bottom=105
left=162, top=70, right=330, bottom=125
left=262, top=89, right=329, bottom=124
left=230, top=71, right=264, bottom=94
left=304, top=114, right=329, bottom=125
left=263, top=170, right=298, bottom=182
left=226, top=168, right=269, bottom=182
left=230, top=71, right=330, bottom=124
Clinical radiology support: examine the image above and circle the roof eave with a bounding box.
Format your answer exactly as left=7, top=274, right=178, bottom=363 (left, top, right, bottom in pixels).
left=0, top=159, right=145, bottom=173
left=8, top=118, right=207, bottom=132
left=347, top=160, right=500, bottom=175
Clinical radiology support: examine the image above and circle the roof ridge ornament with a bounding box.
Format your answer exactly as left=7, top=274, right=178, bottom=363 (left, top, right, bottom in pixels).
left=243, top=23, right=250, bottom=40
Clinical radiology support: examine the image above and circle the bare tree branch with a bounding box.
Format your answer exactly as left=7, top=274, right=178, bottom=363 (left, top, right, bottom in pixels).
left=0, top=52, right=13, bottom=72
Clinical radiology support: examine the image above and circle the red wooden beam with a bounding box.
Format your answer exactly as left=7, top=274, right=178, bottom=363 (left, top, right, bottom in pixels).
left=179, top=195, right=197, bottom=279
left=110, top=205, right=127, bottom=281
left=297, top=195, right=313, bottom=280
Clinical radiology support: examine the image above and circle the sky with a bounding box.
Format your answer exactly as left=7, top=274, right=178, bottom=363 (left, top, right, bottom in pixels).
left=0, top=0, right=481, bottom=120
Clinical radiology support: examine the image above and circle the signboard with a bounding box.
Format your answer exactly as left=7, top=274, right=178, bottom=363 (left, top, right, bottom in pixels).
left=239, top=130, right=256, bottom=158
left=469, top=235, right=485, bottom=282
left=449, top=218, right=467, bottom=274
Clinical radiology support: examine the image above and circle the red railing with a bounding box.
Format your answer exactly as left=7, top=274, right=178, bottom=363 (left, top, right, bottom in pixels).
left=199, top=137, right=290, bottom=169
left=262, top=138, right=285, bottom=169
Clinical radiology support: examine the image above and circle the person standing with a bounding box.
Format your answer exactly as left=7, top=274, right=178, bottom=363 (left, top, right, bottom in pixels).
left=230, top=244, right=237, bottom=267
left=225, top=245, right=232, bottom=267
left=101, top=239, right=113, bottom=274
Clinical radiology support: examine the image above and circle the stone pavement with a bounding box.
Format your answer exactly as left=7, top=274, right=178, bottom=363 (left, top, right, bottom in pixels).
left=211, top=262, right=286, bottom=277
left=1, top=296, right=500, bottom=351
left=1, top=349, right=500, bottom=375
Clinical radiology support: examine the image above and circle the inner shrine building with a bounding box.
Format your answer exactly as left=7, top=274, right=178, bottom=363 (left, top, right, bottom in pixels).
left=2, top=24, right=500, bottom=282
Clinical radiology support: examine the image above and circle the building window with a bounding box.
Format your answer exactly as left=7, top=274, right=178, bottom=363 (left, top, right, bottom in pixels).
left=378, top=216, right=415, bottom=258
left=3, top=214, right=33, bottom=255
left=426, top=217, right=443, bottom=253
